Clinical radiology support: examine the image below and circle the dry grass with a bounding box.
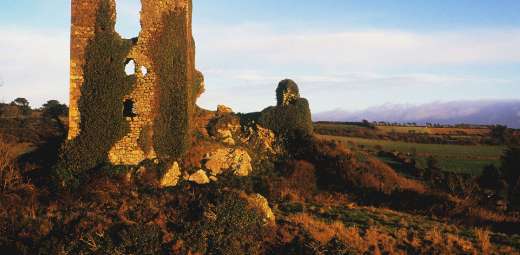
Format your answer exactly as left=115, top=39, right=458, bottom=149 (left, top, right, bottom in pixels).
left=288, top=213, right=404, bottom=254
left=467, top=207, right=520, bottom=223
left=0, top=138, right=23, bottom=192
left=424, top=226, right=482, bottom=254
left=446, top=233, right=476, bottom=254
left=288, top=213, right=344, bottom=245
left=474, top=228, right=491, bottom=255
left=353, top=156, right=427, bottom=194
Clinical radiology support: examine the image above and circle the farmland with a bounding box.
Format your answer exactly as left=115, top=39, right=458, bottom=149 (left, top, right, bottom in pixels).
left=318, top=134, right=506, bottom=175
left=376, top=125, right=490, bottom=136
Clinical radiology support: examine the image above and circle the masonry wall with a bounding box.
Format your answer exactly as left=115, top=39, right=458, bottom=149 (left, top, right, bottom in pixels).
left=67, top=0, right=196, bottom=168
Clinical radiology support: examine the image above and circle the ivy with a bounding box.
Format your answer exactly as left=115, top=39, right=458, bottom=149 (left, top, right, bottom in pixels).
left=55, top=0, right=134, bottom=187
left=259, top=98, right=314, bottom=137
left=149, top=10, right=194, bottom=160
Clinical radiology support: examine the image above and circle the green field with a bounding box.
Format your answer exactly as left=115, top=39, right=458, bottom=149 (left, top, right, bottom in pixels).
left=319, top=135, right=506, bottom=175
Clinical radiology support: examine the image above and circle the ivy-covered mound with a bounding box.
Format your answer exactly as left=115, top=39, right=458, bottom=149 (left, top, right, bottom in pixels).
left=258, top=79, right=313, bottom=136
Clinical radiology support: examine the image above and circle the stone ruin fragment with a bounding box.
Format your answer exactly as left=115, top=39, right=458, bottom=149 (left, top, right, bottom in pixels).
left=67, top=0, right=203, bottom=167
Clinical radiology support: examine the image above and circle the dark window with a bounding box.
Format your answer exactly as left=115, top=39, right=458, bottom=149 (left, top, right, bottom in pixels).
left=123, top=99, right=137, bottom=118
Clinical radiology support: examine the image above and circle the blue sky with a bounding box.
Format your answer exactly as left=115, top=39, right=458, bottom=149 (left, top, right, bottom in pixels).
left=0, top=0, right=519, bottom=113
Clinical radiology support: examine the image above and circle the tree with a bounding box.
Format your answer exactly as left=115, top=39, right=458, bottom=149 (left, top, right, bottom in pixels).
left=501, top=147, right=520, bottom=187
left=491, top=125, right=513, bottom=145
left=479, top=164, right=501, bottom=190
left=11, top=97, right=31, bottom=116
left=425, top=156, right=443, bottom=185
left=42, top=100, right=68, bottom=120
left=42, top=100, right=68, bottom=133
left=500, top=147, right=520, bottom=207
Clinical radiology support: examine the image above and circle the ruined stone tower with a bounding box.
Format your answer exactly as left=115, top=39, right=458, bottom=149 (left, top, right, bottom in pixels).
left=68, top=0, right=202, bottom=167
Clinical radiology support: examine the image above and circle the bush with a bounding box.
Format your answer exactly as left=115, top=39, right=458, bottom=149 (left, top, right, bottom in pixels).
left=181, top=190, right=271, bottom=255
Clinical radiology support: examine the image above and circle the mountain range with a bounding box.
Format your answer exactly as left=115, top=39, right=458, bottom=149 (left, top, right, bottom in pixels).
left=314, top=100, right=520, bottom=128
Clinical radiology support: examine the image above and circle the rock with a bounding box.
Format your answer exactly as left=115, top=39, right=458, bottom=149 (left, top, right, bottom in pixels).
left=159, top=162, right=182, bottom=188
left=244, top=125, right=276, bottom=154
left=276, top=79, right=300, bottom=106
left=217, top=129, right=235, bottom=146
left=231, top=150, right=253, bottom=176
left=208, top=112, right=241, bottom=145
left=242, top=193, right=276, bottom=225
left=204, top=148, right=253, bottom=177
left=217, top=105, right=233, bottom=114
left=188, top=170, right=210, bottom=185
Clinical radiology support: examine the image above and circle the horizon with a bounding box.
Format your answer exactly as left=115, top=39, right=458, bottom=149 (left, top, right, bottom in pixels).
left=0, top=0, right=519, bottom=114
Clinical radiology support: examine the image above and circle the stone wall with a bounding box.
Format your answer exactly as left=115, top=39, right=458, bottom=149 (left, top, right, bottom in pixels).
left=69, top=0, right=196, bottom=165
left=69, top=0, right=109, bottom=140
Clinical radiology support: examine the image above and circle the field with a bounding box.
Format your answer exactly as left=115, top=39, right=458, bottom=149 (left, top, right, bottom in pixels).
left=319, top=134, right=506, bottom=175
left=377, top=125, right=490, bottom=136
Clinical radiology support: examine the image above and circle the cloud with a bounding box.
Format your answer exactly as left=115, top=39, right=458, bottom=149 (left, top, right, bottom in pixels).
left=192, top=23, right=520, bottom=112
left=195, top=23, right=520, bottom=70
left=0, top=27, right=69, bottom=106
left=1, top=21, right=519, bottom=112
left=313, top=99, right=520, bottom=128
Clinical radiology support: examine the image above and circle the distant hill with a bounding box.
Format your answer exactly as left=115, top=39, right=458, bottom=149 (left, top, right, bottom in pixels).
left=314, top=100, right=520, bottom=128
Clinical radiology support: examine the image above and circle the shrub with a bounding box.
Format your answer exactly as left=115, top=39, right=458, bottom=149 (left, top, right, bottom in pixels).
left=181, top=190, right=271, bottom=255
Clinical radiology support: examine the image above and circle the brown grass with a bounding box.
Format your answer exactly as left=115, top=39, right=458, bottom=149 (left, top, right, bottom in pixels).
left=474, top=228, right=491, bottom=255
left=351, top=156, right=427, bottom=194
left=0, top=138, right=23, bottom=192
left=287, top=213, right=406, bottom=254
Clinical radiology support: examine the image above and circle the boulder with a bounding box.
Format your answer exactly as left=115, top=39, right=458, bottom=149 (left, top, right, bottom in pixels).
left=188, top=170, right=210, bottom=185
left=217, top=104, right=234, bottom=114
left=244, top=125, right=276, bottom=154
left=242, top=193, right=276, bottom=225
left=159, top=162, right=182, bottom=188
left=217, top=129, right=235, bottom=146
left=204, top=148, right=252, bottom=177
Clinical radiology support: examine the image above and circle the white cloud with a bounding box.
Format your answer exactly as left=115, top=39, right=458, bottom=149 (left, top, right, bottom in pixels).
left=1, top=22, right=519, bottom=112
left=195, top=23, right=520, bottom=69
left=192, top=23, right=520, bottom=112
left=0, top=26, right=69, bottom=106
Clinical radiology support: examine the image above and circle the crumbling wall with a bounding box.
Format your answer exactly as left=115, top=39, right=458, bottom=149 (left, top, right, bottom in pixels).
left=62, top=0, right=199, bottom=185
left=259, top=79, right=313, bottom=136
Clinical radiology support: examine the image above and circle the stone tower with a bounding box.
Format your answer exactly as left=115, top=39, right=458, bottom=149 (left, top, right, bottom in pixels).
left=68, top=0, right=202, bottom=167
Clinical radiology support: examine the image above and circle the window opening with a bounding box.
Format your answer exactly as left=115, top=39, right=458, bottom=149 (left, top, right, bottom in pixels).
left=123, top=99, right=137, bottom=118
left=125, top=59, right=136, bottom=75
left=115, top=0, right=142, bottom=38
